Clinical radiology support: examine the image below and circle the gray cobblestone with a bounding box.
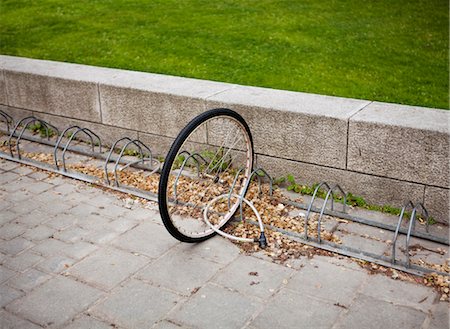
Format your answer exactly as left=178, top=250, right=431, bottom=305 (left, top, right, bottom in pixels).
left=2, top=251, right=44, bottom=272
left=6, top=276, right=103, bottom=327
left=136, top=248, right=223, bottom=296
left=0, top=265, right=17, bottom=284
left=286, top=257, right=367, bottom=305
left=213, top=255, right=294, bottom=300
left=0, top=309, right=41, bottom=329
left=335, top=294, right=427, bottom=329
left=36, top=255, right=76, bottom=274
left=63, top=314, right=113, bottom=329
left=0, top=237, right=34, bottom=256
left=67, top=247, right=149, bottom=290
left=167, top=283, right=262, bottom=329
left=91, top=279, right=181, bottom=328
left=6, top=268, right=51, bottom=292
left=21, top=225, right=55, bottom=241
left=0, top=222, right=27, bottom=240
left=112, top=222, right=178, bottom=258
left=251, top=289, right=342, bottom=329
left=0, top=285, right=24, bottom=308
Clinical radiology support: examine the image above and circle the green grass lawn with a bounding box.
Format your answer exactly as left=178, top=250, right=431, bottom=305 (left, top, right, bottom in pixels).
left=1, top=0, right=448, bottom=109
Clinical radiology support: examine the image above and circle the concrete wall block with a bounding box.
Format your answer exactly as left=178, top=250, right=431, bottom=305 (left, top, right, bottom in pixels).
left=136, top=132, right=175, bottom=159
left=257, top=154, right=426, bottom=213
left=424, top=186, right=449, bottom=224
left=4, top=71, right=101, bottom=122
left=100, top=85, right=206, bottom=138
left=206, top=86, right=370, bottom=169
left=348, top=102, right=450, bottom=188
left=0, top=70, right=7, bottom=105
left=30, top=111, right=138, bottom=148
left=0, top=106, right=33, bottom=128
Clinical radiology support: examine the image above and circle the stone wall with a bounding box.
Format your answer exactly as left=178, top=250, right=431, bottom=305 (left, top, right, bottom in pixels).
left=1, top=55, right=448, bottom=223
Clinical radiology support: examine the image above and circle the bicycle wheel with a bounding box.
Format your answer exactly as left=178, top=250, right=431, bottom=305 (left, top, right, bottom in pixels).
left=158, top=108, right=254, bottom=242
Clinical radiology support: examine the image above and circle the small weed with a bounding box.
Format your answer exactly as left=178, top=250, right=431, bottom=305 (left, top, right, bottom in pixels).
left=28, top=122, right=55, bottom=138
left=278, top=173, right=435, bottom=225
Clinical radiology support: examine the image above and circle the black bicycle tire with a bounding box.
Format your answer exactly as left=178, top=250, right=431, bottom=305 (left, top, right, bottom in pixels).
left=158, top=108, right=254, bottom=243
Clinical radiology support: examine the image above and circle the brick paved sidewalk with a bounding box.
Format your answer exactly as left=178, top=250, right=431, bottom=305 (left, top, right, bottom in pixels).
left=0, top=158, right=448, bottom=329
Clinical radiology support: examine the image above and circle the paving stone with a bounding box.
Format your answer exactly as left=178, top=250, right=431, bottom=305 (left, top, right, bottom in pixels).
left=91, top=279, right=181, bottom=328
left=112, top=222, right=178, bottom=258
left=13, top=209, right=54, bottom=228
left=36, top=257, right=74, bottom=276
left=1, top=176, right=36, bottom=193
left=176, top=236, right=240, bottom=265
left=54, top=226, right=90, bottom=243
left=3, top=189, right=32, bottom=203
left=62, top=241, right=98, bottom=260
left=360, top=274, right=436, bottom=311
left=26, top=170, right=50, bottom=181
left=69, top=203, right=101, bottom=218
left=136, top=248, right=222, bottom=296
left=428, top=302, right=449, bottom=329
left=24, top=181, right=54, bottom=194
left=22, top=225, right=55, bottom=241
left=168, top=283, right=262, bottom=329
left=213, top=255, right=294, bottom=300
left=0, top=210, right=19, bottom=225
left=11, top=165, right=35, bottom=176
left=0, top=160, right=20, bottom=172
left=67, top=247, right=149, bottom=290
left=0, top=285, right=24, bottom=308
left=0, top=309, right=41, bottom=329
left=0, top=237, right=34, bottom=256
left=1, top=265, right=17, bottom=284
left=122, top=206, right=161, bottom=223
left=335, top=294, right=427, bottom=329
left=32, top=238, right=70, bottom=256
left=6, top=268, right=51, bottom=292
left=0, top=171, right=20, bottom=184
left=107, top=217, right=139, bottom=233
left=3, top=251, right=44, bottom=272
left=97, top=204, right=130, bottom=219
left=52, top=183, right=81, bottom=195
left=286, top=257, right=366, bottom=305
left=5, top=198, right=40, bottom=215
left=6, top=276, right=103, bottom=327
left=251, top=289, right=342, bottom=329
left=45, top=214, right=78, bottom=230
left=63, top=314, right=113, bottom=329
left=36, top=199, right=74, bottom=216
left=0, top=222, right=28, bottom=240
left=75, top=213, right=112, bottom=231
left=0, top=199, right=12, bottom=211
left=153, top=320, right=189, bottom=329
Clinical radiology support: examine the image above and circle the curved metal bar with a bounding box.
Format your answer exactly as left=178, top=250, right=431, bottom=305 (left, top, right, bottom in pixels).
left=412, top=203, right=429, bottom=233
left=228, top=168, right=245, bottom=209
left=54, top=125, right=82, bottom=169
left=9, top=116, right=60, bottom=159
left=405, top=203, right=429, bottom=267
left=173, top=152, right=208, bottom=203
left=0, top=110, right=13, bottom=132
left=317, top=188, right=334, bottom=243
left=330, top=184, right=347, bottom=213
left=104, top=137, right=136, bottom=185
left=304, top=182, right=332, bottom=240
left=391, top=200, right=414, bottom=264
left=236, top=167, right=274, bottom=221
left=61, top=127, right=101, bottom=171
left=8, top=116, right=35, bottom=157
left=113, top=139, right=154, bottom=187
